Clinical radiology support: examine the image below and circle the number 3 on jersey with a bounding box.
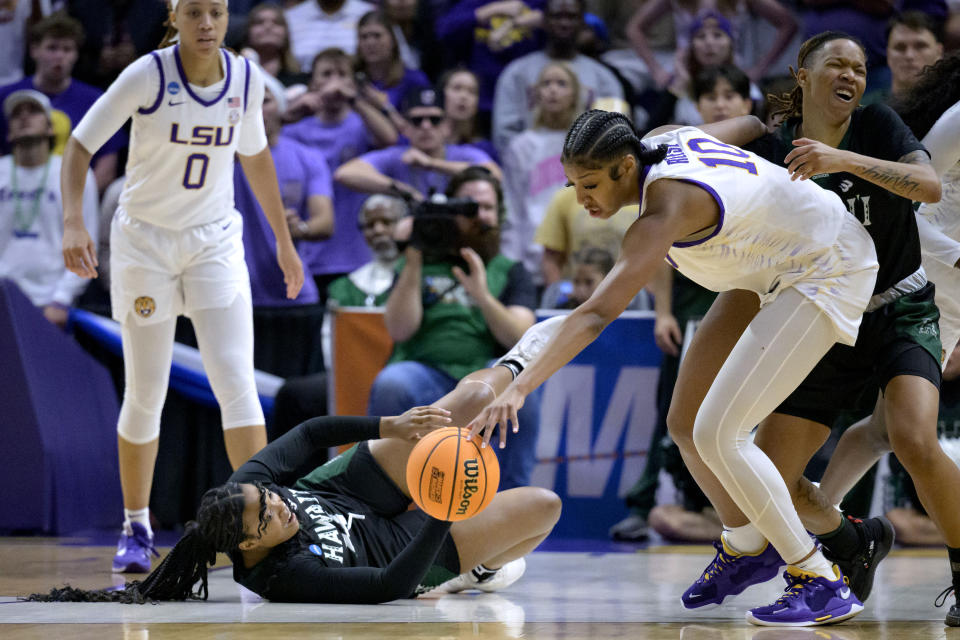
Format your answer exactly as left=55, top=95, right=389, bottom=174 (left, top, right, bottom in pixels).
left=686, top=138, right=758, bottom=175
left=183, top=153, right=209, bottom=189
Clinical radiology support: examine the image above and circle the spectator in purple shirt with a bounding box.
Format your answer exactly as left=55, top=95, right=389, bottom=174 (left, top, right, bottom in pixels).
left=0, top=12, right=126, bottom=192
left=234, top=76, right=333, bottom=378
left=282, top=47, right=398, bottom=302
left=335, top=87, right=500, bottom=201
left=355, top=10, right=431, bottom=112
left=437, top=0, right=547, bottom=114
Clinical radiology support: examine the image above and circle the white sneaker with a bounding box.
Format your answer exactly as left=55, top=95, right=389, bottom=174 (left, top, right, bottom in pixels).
left=436, top=558, right=527, bottom=593
left=495, top=316, right=565, bottom=373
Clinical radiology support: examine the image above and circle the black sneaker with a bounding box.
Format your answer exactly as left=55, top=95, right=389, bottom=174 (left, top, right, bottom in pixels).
left=823, top=515, right=894, bottom=602
left=936, top=586, right=959, bottom=627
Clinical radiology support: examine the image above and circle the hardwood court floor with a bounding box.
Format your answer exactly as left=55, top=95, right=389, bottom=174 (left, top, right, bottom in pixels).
left=1, top=537, right=957, bottom=640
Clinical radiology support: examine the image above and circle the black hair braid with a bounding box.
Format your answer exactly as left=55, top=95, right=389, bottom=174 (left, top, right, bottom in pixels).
left=768, top=31, right=864, bottom=121
left=894, top=52, right=960, bottom=140
left=562, top=109, right=667, bottom=170
left=23, top=483, right=250, bottom=604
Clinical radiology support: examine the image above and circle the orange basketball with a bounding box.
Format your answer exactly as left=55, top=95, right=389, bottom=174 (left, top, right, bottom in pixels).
left=406, top=427, right=500, bottom=521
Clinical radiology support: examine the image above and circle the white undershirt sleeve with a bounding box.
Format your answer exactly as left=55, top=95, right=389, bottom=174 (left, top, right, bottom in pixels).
left=72, top=54, right=158, bottom=156
left=921, top=100, right=960, bottom=178
left=237, top=62, right=267, bottom=156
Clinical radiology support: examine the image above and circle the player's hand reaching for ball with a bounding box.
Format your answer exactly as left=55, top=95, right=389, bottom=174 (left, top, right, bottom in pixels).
left=380, top=406, right=452, bottom=441
left=275, top=241, right=304, bottom=299
left=467, top=384, right=525, bottom=449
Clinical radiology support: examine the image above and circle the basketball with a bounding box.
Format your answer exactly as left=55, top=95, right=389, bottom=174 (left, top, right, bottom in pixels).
left=406, top=426, right=500, bottom=521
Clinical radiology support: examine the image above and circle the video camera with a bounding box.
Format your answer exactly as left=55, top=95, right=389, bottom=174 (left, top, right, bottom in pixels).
left=409, top=195, right=479, bottom=264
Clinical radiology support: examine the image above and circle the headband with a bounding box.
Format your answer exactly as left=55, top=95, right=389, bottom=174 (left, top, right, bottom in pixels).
left=688, top=10, right=734, bottom=41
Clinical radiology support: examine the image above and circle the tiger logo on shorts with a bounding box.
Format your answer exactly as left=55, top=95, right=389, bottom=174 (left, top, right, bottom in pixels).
left=134, top=296, right=156, bottom=318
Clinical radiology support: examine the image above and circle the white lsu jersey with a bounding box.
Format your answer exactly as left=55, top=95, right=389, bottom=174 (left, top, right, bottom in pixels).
left=73, top=45, right=267, bottom=229
left=640, top=127, right=879, bottom=344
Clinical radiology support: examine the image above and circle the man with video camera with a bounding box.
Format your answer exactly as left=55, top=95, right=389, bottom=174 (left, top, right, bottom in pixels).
left=367, top=166, right=540, bottom=489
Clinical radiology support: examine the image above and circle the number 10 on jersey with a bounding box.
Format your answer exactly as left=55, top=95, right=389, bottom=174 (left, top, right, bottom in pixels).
left=686, top=138, right=758, bottom=175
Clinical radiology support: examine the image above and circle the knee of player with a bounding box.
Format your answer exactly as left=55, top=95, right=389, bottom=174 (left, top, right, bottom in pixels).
left=887, top=427, right=942, bottom=472
left=453, top=375, right=498, bottom=408
left=532, top=487, right=562, bottom=524
left=117, top=403, right=162, bottom=444
left=122, top=383, right=167, bottom=412
left=690, top=417, right=724, bottom=464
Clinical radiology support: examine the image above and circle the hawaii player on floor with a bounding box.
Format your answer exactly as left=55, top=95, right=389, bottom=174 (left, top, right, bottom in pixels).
left=815, top=52, right=960, bottom=627
left=26, top=319, right=565, bottom=604
left=60, top=0, right=304, bottom=573
left=469, top=108, right=880, bottom=626
left=660, top=32, right=958, bottom=626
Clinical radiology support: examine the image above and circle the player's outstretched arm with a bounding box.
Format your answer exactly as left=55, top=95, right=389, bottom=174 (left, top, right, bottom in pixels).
left=468, top=179, right=719, bottom=447
left=696, top=115, right=767, bottom=148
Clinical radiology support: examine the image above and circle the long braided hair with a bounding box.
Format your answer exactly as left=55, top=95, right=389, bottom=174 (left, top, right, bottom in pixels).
left=894, top=52, right=960, bottom=140
left=767, top=31, right=866, bottom=121
left=561, top=109, right=667, bottom=174
left=24, top=482, right=265, bottom=604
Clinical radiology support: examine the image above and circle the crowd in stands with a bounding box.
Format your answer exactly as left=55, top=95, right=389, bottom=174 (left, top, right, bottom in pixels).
left=3, top=0, right=960, bottom=539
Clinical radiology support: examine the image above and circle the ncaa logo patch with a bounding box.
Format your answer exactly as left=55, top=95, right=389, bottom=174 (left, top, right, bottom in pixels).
left=167, top=81, right=180, bottom=95
left=228, top=109, right=240, bottom=125
left=308, top=544, right=324, bottom=557
left=134, top=296, right=156, bottom=318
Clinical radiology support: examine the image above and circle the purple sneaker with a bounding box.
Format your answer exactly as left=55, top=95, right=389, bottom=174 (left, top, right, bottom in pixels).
left=112, top=522, right=159, bottom=573
left=746, top=565, right=863, bottom=627
left=682, top=538, right=784, bottom=609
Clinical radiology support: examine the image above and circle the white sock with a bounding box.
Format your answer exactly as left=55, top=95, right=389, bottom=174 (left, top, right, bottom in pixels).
left=722, top=523, right=767, bottom=554
left=123, top=507, right=152, bottom=537
left=794, top=550, right=836, bottom=580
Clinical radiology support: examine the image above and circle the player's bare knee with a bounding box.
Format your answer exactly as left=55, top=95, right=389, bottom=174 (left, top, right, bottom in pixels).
left=453, top=376, right=497, bottom=408
left=889, top=427, right=942, bottom=473
left=534, top=488, right=562, bottom=525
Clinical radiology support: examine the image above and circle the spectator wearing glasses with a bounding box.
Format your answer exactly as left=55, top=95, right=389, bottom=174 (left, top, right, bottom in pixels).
left=335, top=87, right=499, bottom=202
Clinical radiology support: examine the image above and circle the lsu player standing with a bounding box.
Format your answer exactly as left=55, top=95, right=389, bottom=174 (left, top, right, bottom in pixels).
left=60, top=0, right=304, bottom=573
left=469, top=109, right=880, bottom=626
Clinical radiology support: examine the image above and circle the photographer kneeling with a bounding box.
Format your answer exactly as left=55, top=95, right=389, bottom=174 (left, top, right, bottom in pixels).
left=368, top=167, right=540, bottom=489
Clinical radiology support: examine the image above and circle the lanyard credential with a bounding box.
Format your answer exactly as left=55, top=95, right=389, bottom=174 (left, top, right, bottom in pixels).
left=10, top=156, right=51, bottom=238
